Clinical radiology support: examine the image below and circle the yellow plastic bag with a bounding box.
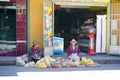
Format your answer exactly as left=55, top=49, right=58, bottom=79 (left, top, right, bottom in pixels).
left=37, top=60, right=47, bottom=68
left=45, top=55, right=52, bottom=68
left=74, top=60, right=81, bottom=67
left=81, top=57, right=88, bottom=63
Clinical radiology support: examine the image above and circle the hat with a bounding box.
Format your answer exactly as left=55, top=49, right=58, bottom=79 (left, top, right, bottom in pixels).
left=70, top=39, right=77, bottom=44
left=32, top=40, right=39, bottom=46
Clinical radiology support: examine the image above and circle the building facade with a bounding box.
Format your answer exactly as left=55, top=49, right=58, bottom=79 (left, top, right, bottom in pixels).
left=0, top=0, right=120, bottom=56
left=29, top=0, right=120, bottom=55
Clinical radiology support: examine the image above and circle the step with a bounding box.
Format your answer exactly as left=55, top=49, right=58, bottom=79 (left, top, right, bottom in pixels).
left=0, top=56, right=16, bottom=65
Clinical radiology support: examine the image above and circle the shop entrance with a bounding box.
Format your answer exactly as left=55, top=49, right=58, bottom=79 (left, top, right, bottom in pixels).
left=54, top=6, right=107, bottom=53
left=0, top=2, right=16, bottom=51
left=0, top=0, right=27, bottom=56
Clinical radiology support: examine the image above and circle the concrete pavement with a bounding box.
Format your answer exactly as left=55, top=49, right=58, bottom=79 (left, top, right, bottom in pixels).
left=0, top=53, right=120, bottom=65
left=0, top=53, right=120, bottom=80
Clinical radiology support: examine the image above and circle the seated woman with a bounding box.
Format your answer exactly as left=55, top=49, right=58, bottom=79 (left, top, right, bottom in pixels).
left=28, top=40, right=41, bottom=63
left=67, top=39, right=80, bottom=61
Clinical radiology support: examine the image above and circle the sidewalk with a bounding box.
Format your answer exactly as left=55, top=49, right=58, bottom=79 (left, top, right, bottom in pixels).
left=0, top=52, right=120, bottom=65
left=53, top=53, right=120, bottom=64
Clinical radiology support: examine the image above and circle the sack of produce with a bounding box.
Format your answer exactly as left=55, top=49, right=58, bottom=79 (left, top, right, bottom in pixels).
left=85, top=59, right=100, bottom=67
left=52, top=61, right=61, bottom=68
left=25, top=61, right=35, bottom=67
left=50, top=57, right=56, bottom=63
left=44, top=55, right=52, bottom=68
left=36, top=60, right=47, bottom=68
left=16, top=57, right=25, bottom=66
left=66, top=60, right=75, bottom=67
left=68, top=53, right=80, bottom=61
left=60, top=58, right=67, bottom=67
left=81, top=57, right=88, bottom=63
left=74, top=59, right=81, bottom=67
left=21, top=54, right=28, bottom=62
left=79, top=61, right=85, bottom=66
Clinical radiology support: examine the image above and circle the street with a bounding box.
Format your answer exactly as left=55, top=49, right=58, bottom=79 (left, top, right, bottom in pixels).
left=0, top=64, right=120, bottom=80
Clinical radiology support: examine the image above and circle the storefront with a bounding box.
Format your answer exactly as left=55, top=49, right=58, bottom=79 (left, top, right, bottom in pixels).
left=0, top=0, right=27, bottom=56
left=40, top=0, right=110, bottom=55
left=54, top=3, right=108, bottom=53
left=28, top=0, right=111, bottom=56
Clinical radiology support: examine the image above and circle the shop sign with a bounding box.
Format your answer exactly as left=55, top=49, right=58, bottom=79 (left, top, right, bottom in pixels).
left=43, top=7, right=53, bottom=45
left=16, top=5, right=26, bottom=14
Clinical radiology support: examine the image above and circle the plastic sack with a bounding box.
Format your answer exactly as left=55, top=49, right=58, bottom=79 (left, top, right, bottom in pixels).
left=85, top=59, right=100, bottom=67
left=25, top=61, right=35, bottom=67
left=74, top=59, right=81, bottom=67
left=44, top=55, right=52, bottom=68
left=36, top=60, right=47, bottom=68
left=60, top=58, right=67, bottom=67
left=81, top=57, right=88, bottom=63
left=66, top=60, right=75, bottom=67
left=52, top=61, right=61, bottom=68
left=68, top=53, right=80, bottom=61
left=16, top=57, right=25, bottom=66
left=50, top=57, right=56, bottom=63
left=21, top=54, right=28, bottom=62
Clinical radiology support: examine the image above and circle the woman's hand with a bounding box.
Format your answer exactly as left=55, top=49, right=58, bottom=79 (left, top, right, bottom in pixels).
left=34, top=54, right=38, bottom=58
left=34, top=54, right=40, bottom=59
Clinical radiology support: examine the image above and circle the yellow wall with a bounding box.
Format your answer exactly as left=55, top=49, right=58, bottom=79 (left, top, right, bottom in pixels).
left=30, top=0, right=43, bottom=49
left=112, top=0, right=120, bottom=3
left=94, top=0, right=110, bottom=2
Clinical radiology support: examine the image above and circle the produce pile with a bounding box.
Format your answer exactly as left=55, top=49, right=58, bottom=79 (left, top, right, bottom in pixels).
left=25, top=56, right=100, bottom=68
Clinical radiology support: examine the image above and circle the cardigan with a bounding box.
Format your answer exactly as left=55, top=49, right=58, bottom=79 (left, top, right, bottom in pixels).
left=67, top=45, right=80, bottom=56
left=28, top=47, right=41, bottom=59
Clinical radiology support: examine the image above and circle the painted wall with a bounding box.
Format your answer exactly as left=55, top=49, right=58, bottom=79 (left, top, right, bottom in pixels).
left=30, top=0, right=43, bottom=49
left=112, top=0, right=120, bottom=3
left=94, top=0, right=110, bottom=2
left=54, top=0, right=110, bottom=2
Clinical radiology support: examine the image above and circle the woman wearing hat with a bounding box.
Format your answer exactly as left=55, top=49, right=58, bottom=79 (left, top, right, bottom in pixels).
left=67, top=39, right=80, bottom=61
left=28, top=40, right=41, bottom=63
